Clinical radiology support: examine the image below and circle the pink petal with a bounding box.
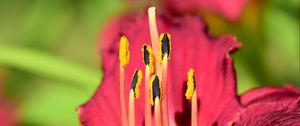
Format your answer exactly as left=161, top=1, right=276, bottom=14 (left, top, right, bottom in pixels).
left=161, top=0, right=247, bottom=21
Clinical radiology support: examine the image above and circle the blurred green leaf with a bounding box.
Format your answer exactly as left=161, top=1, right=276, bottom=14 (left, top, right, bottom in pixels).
left=0, top=44, right=101, bottom=91
left=21, top=79, right=87, bottom=126
left=235, top=62, right=259, bottom=94
left=263, top=5, right=300, bottom=85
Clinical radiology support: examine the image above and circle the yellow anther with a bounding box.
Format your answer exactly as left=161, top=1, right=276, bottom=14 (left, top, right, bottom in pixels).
left=142, top=44, right=155, bottom=73
left=119, top=36, right=130, bottom=67
left=133, top=70, right=143, bottom=99
left=149, top=75, right=160, bottom=106
left=158, top=33, right=171, bottom=63
left=185, top=69, right=195, bottom=100
left=150, top=75, right=160, bottom=106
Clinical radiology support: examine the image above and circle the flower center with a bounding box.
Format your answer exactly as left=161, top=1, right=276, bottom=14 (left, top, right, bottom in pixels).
left=118, top=7, right=198, bottom=126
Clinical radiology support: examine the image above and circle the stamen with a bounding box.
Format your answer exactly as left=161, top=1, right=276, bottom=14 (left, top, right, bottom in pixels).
left=148, top=7, right=162, bottom=80
left=185, top=69, right=197, bottom=126
left=119, top=35, right=129, bottom=126
left=129, top=70, right=142, bottom=126
left=151, top=75, right=162, bottom=126
left=130, top=70, right=143, bottom=99
left=185, top=69, right=195, bottom=100
left=142, top=45, right=154, bottom=126
left=142, top=44, right=154, bottom=73
left=160, top=33, right=171, bottom=126
left=159, top=33, right=171, bottom=63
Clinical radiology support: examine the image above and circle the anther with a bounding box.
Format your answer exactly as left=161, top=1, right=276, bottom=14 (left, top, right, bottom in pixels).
left=159, top=33, right=171, bottom=62
left=185, top=69, right=195, bottom=100
left=119, top=35, right=130, bottom=67
left=150, top=75, right=160, bottom=105
left=130, top=70, right=143, bottom=99
left=142, top=44, right=154, bottom=73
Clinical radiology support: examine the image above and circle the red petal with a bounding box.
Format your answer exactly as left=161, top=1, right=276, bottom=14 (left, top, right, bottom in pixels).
left=78, top=12, right=241, bottom=125
left=218, top=85, right=300, bottom=125
left=0, top=101, right=18, bottom=126
left=234, top=97, right=300, bottom=126
left=236, top=85, right=300, bottom=125
left=161, top=0, right=247, bottom=21
left=78, top=15, right=150, bottom=126
left=240, top=84, right=300, bottom=106
left=166, top=18, right=241, bottom=125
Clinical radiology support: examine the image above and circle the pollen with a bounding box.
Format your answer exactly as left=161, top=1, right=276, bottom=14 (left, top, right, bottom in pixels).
left=159, top=33, right=171, bottom=62
left=119, top=35, right=130, bottom=67
left=150, top=75, right=160, bottom=105
left=185, top=69, right=195, bottom=100
left=142, top=44, right=154, bottom=73
left=130, top=70, right=143, bottom=99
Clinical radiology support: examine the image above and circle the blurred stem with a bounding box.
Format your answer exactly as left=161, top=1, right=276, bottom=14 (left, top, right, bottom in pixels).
left=0, top=44, right=100, bottom=91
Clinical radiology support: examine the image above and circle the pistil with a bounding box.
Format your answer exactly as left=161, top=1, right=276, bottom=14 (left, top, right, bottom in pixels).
left=148, top=7, right=160, bottom=58
left=119, top=36, right=130, bottom=126
left=148, top=7, right=163, bottom=83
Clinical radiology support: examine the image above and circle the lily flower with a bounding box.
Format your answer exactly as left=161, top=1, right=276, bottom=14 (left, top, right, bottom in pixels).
left=77, top=7, right=299, bottom=126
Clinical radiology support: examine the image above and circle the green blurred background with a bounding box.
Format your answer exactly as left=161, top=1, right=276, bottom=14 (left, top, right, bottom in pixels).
left=0, top=0, right=299, bottom=125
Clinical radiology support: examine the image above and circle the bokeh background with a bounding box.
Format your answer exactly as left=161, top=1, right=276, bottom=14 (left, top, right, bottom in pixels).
left=0, top=0, right=299, bottom=125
